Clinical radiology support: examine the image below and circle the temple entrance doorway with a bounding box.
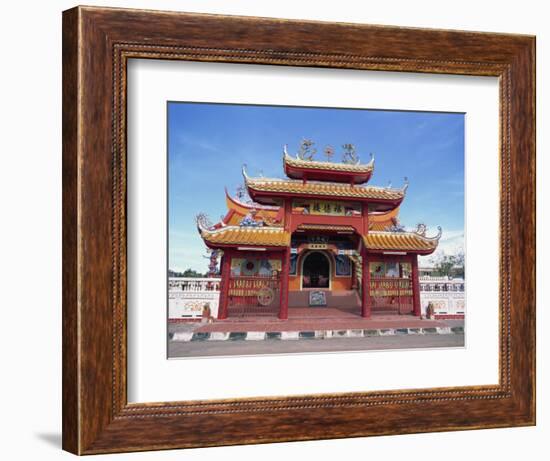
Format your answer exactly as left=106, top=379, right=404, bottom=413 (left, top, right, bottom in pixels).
left=302, top=251, right=331, bottom=289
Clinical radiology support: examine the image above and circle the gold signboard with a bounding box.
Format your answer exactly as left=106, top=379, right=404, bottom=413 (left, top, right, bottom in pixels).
left=292, top=200, right=361, bottom=216
left=307, top=243, right=328, bottom=250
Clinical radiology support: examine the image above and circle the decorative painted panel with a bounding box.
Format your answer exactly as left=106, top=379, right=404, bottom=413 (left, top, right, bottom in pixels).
left=335, top=255, right=352, bottom=276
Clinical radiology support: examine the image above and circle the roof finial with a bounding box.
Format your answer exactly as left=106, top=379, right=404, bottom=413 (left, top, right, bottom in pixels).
left=196, top=213, right=214, bottom=232
left=283, top=144, right=289, bottom=158
left=368, top=152, right=375, bottom=167
left=426, top=226, right=443, bottom=240
left=387, top=180, right=392, bottom=189
left=242, top=164, right=250, bottom=181
left=323, top=145, right=335, bottom=162
left=402, top=176, right=409, bottom=192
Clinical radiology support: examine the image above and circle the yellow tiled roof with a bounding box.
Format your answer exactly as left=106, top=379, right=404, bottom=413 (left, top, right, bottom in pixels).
left=284, top=152, right=374, bottom=173
left=369, top=207, right=400, bottom=231
left=245, top=176, right=405, bottom=201
left=363, top=231, right=439, bottom=253
left=199, top=226, right=291, bottom=247
left=224, top=190, right=280, bottom=226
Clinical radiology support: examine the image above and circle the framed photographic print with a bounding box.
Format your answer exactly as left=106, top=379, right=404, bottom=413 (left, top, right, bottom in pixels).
left=62, top=5, right=535, bottom=455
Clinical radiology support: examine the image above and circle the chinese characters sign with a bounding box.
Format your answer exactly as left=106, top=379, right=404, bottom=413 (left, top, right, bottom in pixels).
left=292, top=200, right=361, bottom=216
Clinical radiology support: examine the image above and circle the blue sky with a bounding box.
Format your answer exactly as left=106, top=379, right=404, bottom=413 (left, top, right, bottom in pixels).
left=168, top=102, right=465, bottom=273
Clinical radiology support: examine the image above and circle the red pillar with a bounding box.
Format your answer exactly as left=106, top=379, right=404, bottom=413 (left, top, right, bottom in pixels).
left=411, top=254, right=421, bottom=317
left=361, top=247, right=371, bottom=318
left=361, top=203, right=369, bottom=234
left=279, top=247, right=290, bottom=320
left=283, top=198, right=292, bottom=232
left=351, top=258, right=357, bottom=290
left=278, top=197, right=292, bottom=320
left=217, top=251, right=231, bottom=319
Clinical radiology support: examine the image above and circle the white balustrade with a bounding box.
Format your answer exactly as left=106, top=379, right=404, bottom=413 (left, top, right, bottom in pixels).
left=168, top=277, right=221, bottom=320
left=419, top=276, right=465, bottom=317
left=169, top=277, right=221, bottom=292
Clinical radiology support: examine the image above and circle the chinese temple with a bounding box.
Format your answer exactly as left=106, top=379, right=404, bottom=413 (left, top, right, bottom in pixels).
left=196, top=143, right=441, bottom=320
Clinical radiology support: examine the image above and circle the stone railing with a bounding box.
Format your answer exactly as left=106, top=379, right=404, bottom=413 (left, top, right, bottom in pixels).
left=169, top=277, right=221, bottom=321
left=169, top=277, right=221, bottom=292
left=419, top=276, right=465, bottom=318
left=420, top=277, right=465, bottom=293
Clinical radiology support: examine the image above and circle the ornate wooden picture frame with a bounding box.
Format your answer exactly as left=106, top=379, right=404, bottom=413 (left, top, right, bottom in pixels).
left=62, top=6, right=535, bottom=455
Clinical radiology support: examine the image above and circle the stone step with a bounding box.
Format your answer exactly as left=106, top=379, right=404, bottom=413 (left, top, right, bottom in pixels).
left=371, top=309, right=400, bottom=314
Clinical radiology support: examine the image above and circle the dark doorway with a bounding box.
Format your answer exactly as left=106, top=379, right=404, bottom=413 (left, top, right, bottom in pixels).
left=302, top=252, right=330, bottom=288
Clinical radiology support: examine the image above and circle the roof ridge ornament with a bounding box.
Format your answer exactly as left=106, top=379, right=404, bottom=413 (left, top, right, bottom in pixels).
left=431, top=226, right=443, bottom=240
left=242, top=163, right=249, bottom=181
left=402, top=176, right=409, bottom=192
left=283, top=144, right=290, bottom=159
left=196, top=213, right=214, bottom=232
left=416, top=225, right=442, bottom=240
left=415, top=223, right=427, bottom=236
left=368, top=152, right=375, bottom=168
left=342, top=143, right=360, bottom=165
left=297, top=138, right=317, bottom=161
left=323, top=145, right=335, bottom=162
left=234, top=184, right=246, bottom=201
left=385, top=216, right=405, bottom=233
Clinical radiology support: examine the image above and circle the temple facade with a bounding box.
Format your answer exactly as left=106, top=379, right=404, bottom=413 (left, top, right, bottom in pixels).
left=196, top=145, right=441, bottom=320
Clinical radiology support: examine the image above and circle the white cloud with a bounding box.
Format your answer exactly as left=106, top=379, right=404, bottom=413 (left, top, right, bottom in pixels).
left=169, top=229, right=210, bottom=273
left=420, top=229, right=464, bottom=265
left=176, top=133, right=222, bottom=154
left=169, top=244, right=208, bottom=273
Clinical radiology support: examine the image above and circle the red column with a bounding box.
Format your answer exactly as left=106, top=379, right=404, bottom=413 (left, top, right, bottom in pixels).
left=279, top=247, right=290, bottom=320
left=361, top=247, right=371, bottom=318
left=411, top=254, right=421, bottom=317
left=361, top=203, right=369, bottom=234
left=279, top=197, right=292, bottom=320
left=217, top=251, right=231, bottom=319
left=351, top=259, right=357, bottom=290
left=283, top=198, right=292, bottom=232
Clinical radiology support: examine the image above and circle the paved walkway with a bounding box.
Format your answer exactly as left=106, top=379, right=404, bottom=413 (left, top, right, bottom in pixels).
left=194, top=308, right=448, bottom=333
left=169, top=333, right=465, bottom=358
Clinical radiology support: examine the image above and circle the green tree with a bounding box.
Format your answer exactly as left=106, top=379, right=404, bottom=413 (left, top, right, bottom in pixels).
left=182, top=268, right=204, bottom=278
left=433, top=252, right=464, bottom=278
left=169, top=268, right=205, bottom=278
